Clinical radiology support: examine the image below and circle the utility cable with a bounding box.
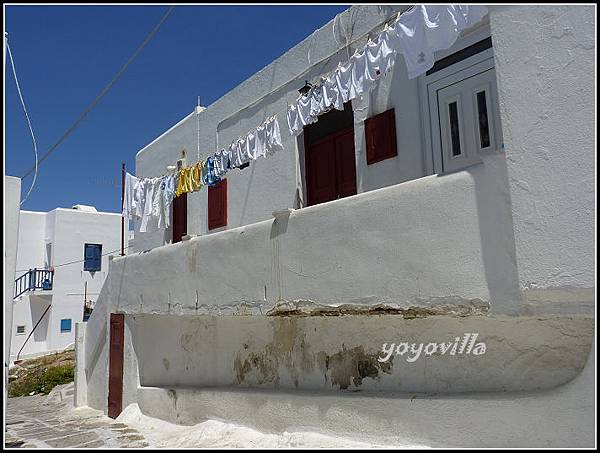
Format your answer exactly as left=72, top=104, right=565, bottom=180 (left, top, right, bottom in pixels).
left=5, top=33, right=39, bottom=206
left=20, top=6, right=175, bottom=180
left=15, top=245, right=132, bottom=274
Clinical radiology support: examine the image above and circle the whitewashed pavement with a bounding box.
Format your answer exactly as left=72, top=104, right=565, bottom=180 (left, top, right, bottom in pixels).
left=4, top=383, right=149, bottom=449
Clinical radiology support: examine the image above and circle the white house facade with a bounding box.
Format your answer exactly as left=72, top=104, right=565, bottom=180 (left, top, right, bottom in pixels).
left=4, top=176, right=21, bottom=408
left=79, top=5, right=595, bottom=447
left=10, top=206, right=125, bottom=362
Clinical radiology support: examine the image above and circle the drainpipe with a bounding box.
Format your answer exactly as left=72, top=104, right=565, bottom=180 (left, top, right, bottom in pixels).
left=15, top=304, right=52, bottom=362
left=121, top=162, right=125, bottom=256
left=83, top=281, right=87, bottom=321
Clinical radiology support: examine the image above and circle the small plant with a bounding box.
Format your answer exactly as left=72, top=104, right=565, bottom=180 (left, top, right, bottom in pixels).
left=8, top=364, right=74, bottom=397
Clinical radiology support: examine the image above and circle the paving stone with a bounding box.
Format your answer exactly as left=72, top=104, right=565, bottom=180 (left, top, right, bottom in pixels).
left=77, top=439, right=106, bottom=448
left=108, top=423, right=129, bottom=429
left=13, top=427, right=58, bottom=437
left=112, top=428, right=139, bottom=434
left=6, top=384, right=149, bottom=448
left=80, top=421, right=113, bottom=429
left=45, top=432, right=99, bottom=448
left=118, top=434, right=146, bottom=442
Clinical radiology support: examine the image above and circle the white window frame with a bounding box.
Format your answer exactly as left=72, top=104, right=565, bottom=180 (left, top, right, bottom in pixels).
left=418, top=23, right=494, bottom=175
left=443, top=95, right=466, bottom=159
left=471, top=82, right=496, bottom=153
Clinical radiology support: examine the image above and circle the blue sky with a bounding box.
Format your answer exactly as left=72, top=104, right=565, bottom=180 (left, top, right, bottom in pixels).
left=5, top=5, right=349, bottom=213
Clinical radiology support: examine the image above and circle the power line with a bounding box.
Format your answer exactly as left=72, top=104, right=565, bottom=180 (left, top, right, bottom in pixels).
left=20, top=6, right=175, bottom=180
left=15, top=245, right=131, bottom=273
left=5, top=33, right=39, bottom=206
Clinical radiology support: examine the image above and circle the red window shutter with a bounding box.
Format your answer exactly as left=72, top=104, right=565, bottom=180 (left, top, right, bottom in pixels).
left=365, top=108, right=397, bottom=165
left=208, top=179, right=227, bottom=230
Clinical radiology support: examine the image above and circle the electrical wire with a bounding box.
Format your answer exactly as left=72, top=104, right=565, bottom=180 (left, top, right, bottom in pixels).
left=214, top=5, right=409, bottom=149
left=14, top=245, right=131, bottom=274
left=6, top=33, right=39, bottom=206
left=20, top=6, right=175, bottom=180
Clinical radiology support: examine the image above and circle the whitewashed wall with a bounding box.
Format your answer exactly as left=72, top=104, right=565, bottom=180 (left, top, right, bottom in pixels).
left=490, top=5, right=595, bottom=310
left=81, top=7, right=594, bottom=443
left=133, top=5, right=417, bottom=249
left=4, top=176, right=21, bottom=407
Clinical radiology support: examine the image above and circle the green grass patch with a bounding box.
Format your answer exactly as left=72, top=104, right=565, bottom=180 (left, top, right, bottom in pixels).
left=8, top=364, right=74, bottom=397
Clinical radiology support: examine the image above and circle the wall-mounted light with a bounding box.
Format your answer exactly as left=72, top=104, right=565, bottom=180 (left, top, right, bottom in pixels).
left=298, top=80, right=313, bottom=96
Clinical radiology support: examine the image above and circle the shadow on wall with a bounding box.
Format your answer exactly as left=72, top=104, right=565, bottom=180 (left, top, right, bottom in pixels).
left=343, top=43, right=521, bottom=315
left=437, top=153, right=521, bottom=315
left=30, top=296, right=51, bottom=343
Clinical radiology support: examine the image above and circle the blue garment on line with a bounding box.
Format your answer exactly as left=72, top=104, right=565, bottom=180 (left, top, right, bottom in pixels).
left=202, top=156, right=222, bottom=187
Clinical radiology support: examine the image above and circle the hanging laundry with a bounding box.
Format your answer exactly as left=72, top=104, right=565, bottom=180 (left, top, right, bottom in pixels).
left=309, top=85, right=327, bottom=118
left=225, top=115, right=285, bottom=163
left=265, top=116, right=284, bottom=157
left=139, top=177, right=161, bottom=233
left=285, top=5, right=489, bottom=136
left=349, top=48, right=367, bottom=99
left=255, top=123, right=267, bottom=159
left=228, top=138, right=242, bottom=169
left=202, top=156, right=222, bottom=186
left=213, top=149, right=230, bottom=178
left=191, top=161, right=203, bottom=192
left=287, top=104, right=303, bottom=137
left=322, top=75, right=344, bottom=111
left=364, top=33, right=396, bottom=88
left=122, top=172, right=140, bottom=221
left=392, top=5, right=489, bottom=79
left=158, top=174, right=176, bottom=229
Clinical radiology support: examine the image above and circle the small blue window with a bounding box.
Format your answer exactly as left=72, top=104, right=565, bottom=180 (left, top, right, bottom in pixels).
left=84, top=244, right=102, bottom=271
left=60, top=319, right=72, bottom=333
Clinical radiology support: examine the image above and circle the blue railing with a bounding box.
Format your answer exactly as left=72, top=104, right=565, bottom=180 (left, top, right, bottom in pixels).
left=14, top=268, right=54, bottom=299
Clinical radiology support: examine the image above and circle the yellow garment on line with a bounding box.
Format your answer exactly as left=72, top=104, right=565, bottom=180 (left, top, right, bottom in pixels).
left=175, top=162, right=204, bottom=197
left=190, top=162, right=202, bottom=192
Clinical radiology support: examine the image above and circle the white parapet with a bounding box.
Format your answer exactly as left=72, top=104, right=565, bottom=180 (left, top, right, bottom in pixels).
left=74, top=322, right=87, bottom=407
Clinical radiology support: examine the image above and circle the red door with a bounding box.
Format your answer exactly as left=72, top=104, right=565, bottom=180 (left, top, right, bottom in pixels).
left=305, top=127, right=357, bottom=206
left=107, top=313, right=124, bottom=419
left=172, top=193, right=187, bottom=243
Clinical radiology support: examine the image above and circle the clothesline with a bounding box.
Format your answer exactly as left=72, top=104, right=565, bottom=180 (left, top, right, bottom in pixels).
left=123, top=5, right=489, bottom=234
left=214, top=6, right=414, bottom=141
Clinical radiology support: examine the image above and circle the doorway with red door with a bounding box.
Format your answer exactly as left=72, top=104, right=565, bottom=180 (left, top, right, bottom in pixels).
left=303, top=102, right=357, bottom=207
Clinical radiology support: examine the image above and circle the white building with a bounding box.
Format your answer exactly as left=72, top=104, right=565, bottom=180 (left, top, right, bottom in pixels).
left=4, top=176, right=21, bottom=408
left=79, top=5, right=595, bottom=447
left=10, top=205, right=125, bottom=362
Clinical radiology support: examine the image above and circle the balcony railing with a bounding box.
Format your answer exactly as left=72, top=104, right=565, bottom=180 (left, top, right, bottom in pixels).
left=14, top=268, right=54, bottom=299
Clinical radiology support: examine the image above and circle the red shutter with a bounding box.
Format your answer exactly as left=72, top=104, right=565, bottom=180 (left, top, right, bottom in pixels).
left=335, top=129, right=357, bottom=198
left=208, top=179, right=227, bottom=230
left=365, top=108, right=397, bottom=165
